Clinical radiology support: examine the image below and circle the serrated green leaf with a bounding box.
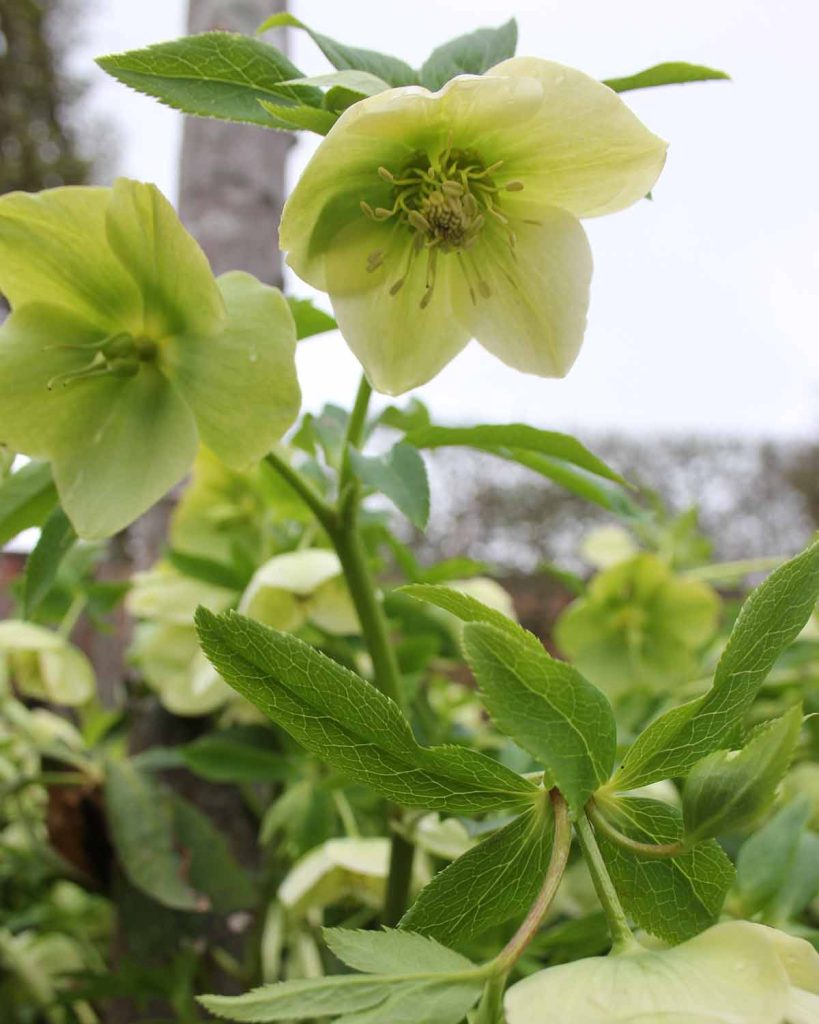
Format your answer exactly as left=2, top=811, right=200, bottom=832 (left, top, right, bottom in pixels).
left=419, top=20, right=517, bottom=90
left=595, top=797, right=734, bottom=943
left=612, top=540, right=819, bottom=790
left=199, top=975, right=482, bottom=1023
left=323, top=928, right=473, bottom=975
left=179, top=729, right=295, bottom=783
left=166, top=548, right=248, bottom=591
left=257, top=99, right=337, bottom=134
left=97, top=32, right=322, bottom=128
left=399, top=583, right=530, bottom=640
left=734, top=796, right=816, bottom=921
left=463, top=624, right=616, bottom=812
left=377, top=399, right=431, bottom=434
left=23, top=505, right=75, bottom=616
left=284, top=70, right=391, bottom=97
left=171, top=795, right=256, bottom=913
left=683, top=705, right=803, bottom=842
left=257, top=13, right=419, bottom=87
left=287, top=297, right=337, bottom=340
left=405, top=425, right=623, bottom=483
left=350, top=443, right=429, bottom=529
left=105, top=761, right=204, bottom=912
left=604, top=62, right=730, bottom=93
left=195, top=609, right=537, bottom=814
left=400, top=802, right=553, bottom=945
left=0, top=460, right=57, bottom=546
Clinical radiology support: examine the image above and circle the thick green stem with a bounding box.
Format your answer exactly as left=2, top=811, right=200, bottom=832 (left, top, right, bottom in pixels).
left=339, top=375, right=373, bottom=490
left=575, top=811, right=639, bottom=954
left=384, top=829, right=415, bottom=927
left=587, top=799, right=686, bottom=860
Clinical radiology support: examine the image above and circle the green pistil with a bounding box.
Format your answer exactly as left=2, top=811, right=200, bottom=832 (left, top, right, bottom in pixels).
left=362, top=147, right=523, bottom=308
left=46, top=332, right=157, bottom=390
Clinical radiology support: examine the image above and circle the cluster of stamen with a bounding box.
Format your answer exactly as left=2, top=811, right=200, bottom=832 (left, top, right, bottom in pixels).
left=46, top=332, right=157, bottom=390
left=360, top=143, right=523, bottom=308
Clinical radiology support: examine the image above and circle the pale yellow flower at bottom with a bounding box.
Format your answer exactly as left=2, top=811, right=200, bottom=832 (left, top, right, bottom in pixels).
left=504, top=922, right=819, bottom=1024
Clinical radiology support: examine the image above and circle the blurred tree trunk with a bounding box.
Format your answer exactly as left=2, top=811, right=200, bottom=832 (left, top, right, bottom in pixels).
left=106, top=3, right=292, bottom=1020
left=178, top=0, right=292, bottom=285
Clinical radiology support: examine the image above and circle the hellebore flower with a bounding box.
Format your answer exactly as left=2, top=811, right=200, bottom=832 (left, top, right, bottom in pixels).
left=555, top=553, right=720, bottom=699
left=0, top=621, right=95, bottom=706
left=280, top=59, right=666, bottom=395
left=0, top=179, right=301, bottom=539
left=504, top=921, right=819, bottom=1024
left=239, top=549, right=359, bottom=635
left=127, top=564, right=239, bottom=716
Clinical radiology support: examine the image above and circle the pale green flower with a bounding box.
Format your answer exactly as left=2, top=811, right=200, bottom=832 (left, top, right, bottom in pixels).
left=239, top=549, right=359, bottom=636
left=505, top=921, right=819, bottom=1024
left=0, top=621, right=94, bottom=706
left=555, top=553, right=720, bottom=699
left=0, top=178, right=300, bottom=539
left=280, top=59, right=666, bottom=395
left=127, top=564, right=238, bottom=715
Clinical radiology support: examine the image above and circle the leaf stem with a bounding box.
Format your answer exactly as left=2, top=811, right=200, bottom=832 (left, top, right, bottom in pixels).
left=495, top=790, right=572, bottom=972
left=586, top=799, right=686, bottom=860
left=575, top=810, right=640, bottom=954
left=264, top=449, right=337, bottom=535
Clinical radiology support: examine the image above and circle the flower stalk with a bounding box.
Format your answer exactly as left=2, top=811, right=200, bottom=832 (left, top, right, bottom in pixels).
left=575, top=810, right=640, bottom=954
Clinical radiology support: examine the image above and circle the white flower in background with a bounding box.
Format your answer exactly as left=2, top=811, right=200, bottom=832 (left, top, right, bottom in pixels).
left=239, top=549, right=359, bottom=636
left=0, top=621, right=94, bottom=706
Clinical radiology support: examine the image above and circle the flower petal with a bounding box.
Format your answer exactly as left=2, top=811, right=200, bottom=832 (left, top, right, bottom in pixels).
left=162, top=271, right=300, bottom=468
left=0, top=304, right=117, bottom=460
left=280, top=73, right=542, bottom=291
left=309, top=578, right=360, bottom=636
left=0, top=187, right=140, bottom=331
left=486, top=57, right=667, bottom=218
left=324, top=219, right=470, bottom=395
left=465, top=207, right=591, bottom=378
left=52, top=365, right=198, bottom=539
left=105, top=178, right=224, bottom=337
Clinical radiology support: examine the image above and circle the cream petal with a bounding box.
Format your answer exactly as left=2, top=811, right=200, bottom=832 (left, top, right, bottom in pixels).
left=324, top=219, right=471, bottom=396
left=464, top=207, right=592, bottom=378
left=280, top=73, right=542, bottom=290
left=485, top=57, right=667, bottom=218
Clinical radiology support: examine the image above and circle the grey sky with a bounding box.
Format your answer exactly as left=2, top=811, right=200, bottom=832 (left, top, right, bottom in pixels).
left=76, top=0, right=819, bottom=438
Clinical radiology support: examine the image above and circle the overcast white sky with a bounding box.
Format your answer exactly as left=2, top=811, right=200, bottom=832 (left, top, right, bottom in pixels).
left=74, top=0, right=819, bottom=439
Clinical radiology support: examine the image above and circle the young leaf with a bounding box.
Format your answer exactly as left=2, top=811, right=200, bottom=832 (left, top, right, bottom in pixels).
left=257, top=13, right=419, bottom=87
left=283, top=70, right=391, bottom=97
left=105, top=761, right=205, bottom=912
left=595, top=797, right=734, bottom=943
left=323, top=928, right=473, bottom=975
left=682, top=705, right=803, bottom=842
left=23, top=505, right=76, bottom=616
left=612, top=539, right=819, bottom=790
left=734, top=796, right=817, bottom=921
left=0, top=460, right=57, bottom=546
left=399, top=583, right=531, bottom=640
left=604, top=62, right=730, bottom=94
left=463, top=623, right=617, bottom=812
left=400, top=802, right=554, bottom=945
left=97, top=32, right=323, bottom=128
left=350, top=442, right=430, bottom=529
left=257, top=100, right=338, bottom=134
left=195, top=609, right=538, bottom=814
left=200, top=975, right=482, bottom=1023
left=287, top=297, right=337, bottom=340
left=419, top=20, right=518, bottom=90
left=405, top=424, right=624, bottom=483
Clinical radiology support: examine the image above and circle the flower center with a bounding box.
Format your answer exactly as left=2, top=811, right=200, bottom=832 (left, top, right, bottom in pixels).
left=361, top=145, right=523, bottom=308
left=46, top=332, right=158, bottom=390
